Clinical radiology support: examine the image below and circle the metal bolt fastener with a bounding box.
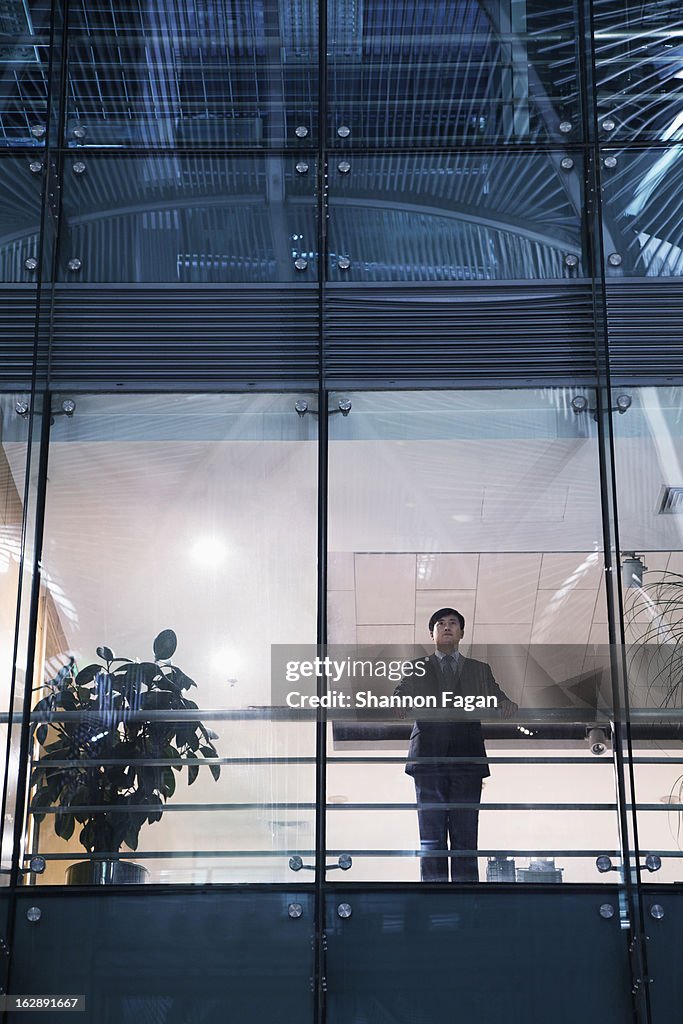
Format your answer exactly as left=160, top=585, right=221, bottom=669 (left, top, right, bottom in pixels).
left=599, top=904, right=615, bottom=919
left=24, top=257, right=38, bottom=271
left=338, top=853, right=353, bottom=869
left=15, top=401, right=29, bottom=417
left=337, top=125, right=351, bottom=138
left=338, top=257, right=351, bottom=270
left=67, top=258, right=82, bottom=271
left=564, top=254, right=579, bottom=268
left=295, top=126, right=309, bottom=138
left=601, top=118, right=616, bottom=132
left=559, top=121, right=572, bottom=134
left=294, top=258, right=308, bottom=271
left=29, top=856, right=46, bottom=874
left=560, top=157, right=574, bottom=170
left=289, top=855, right=304, bottom=870
left=650, top=904, right=665, bottom=920
left=29, top=161, right=43, bottom=174
left=30, top=125, right=46, bottom=139
left=338, top=161, right=351, bottom=174
left=26, top=907, right=41, bottom=923
left=295, top=161, right=309, bottom=174
left=604, top=155, right=617, bottom=169
left=72, top=126, right=87, bottom=139
left=288, top=903, right=303, bottom=918
left=72, top=161, right=86, bottom=174
left=607, top=253, right=623, bottom=267
left=61, top=399, right=76, bottom=416
left=337, top=903, right=352, bottom=918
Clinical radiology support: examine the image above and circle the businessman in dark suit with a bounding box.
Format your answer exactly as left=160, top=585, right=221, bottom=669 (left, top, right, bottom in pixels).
left=394, top=607, right=517, bottom=883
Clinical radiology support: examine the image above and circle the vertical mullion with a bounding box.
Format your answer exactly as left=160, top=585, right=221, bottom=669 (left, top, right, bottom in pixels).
left=580, top=2, right=653, bottom=1022
left=315, top=0, right=329, bottom=1020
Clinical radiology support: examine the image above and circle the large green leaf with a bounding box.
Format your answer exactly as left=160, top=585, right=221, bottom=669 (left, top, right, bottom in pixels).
left=140, top=690, right=174, bottom=711
left=30, top=786, right=53, bottom=823
left=55, top=811, right=75, bottom=841
left=153, top=629, right=177, bottom=661
left=155, top=672, right=183, bottom=695
left=174, top=725, right=200, bottom=751
left=35, top=723, right=48, bottom=746
left=168, top=667, right=196, bottom=690
left=123, top=826, right=139, bottom=852
left=96, top=646, right=115, bottom=662
left=160, top=768, right=176, bottom=798
left=116, top=662, right=158, bottom=687
left=185, top=752, right=199, bottom=786
left=75, top=664, right=101, bottom=686
left=146, top=794, right=164, bottom=824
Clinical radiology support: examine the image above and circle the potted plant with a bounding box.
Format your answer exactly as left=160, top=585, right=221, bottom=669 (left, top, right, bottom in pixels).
left=31, top=629, right=220, bottom=883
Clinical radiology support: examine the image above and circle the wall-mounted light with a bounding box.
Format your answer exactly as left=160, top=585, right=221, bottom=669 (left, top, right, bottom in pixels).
left=587, top=727, right=609, bottom=756
left=621, top=552, right=647, bottom=589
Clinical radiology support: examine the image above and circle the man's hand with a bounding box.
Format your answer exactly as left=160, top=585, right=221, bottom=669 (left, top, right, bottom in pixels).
left=499, top=698, right=518, bottom=719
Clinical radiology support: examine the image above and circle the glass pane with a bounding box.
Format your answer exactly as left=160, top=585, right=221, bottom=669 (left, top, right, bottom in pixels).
left=326, top=389, right=620, bottom=883
left=57, top=154, right=317, bottom=283
left=10, top=891, right=314, bottom=1023
left=328, top=152, right=584, bottom=281
left=0, top=396, right=31, bottom=881
left=0, top=1, right=50, bottom=148
left=26, top=394, right=317, bottom=884
left=325, top=889, right=632, bottom=1024
left=602, top=145, right=683, bottom=277
left=327, top=0, right=582, bottom=146
left=594, top=0, right=683, bottom=142
left=612, top=385, right=683, bottom=883
left=66, top=0, right=318, bottom=148
left=0, top=156, right=44, bottom=282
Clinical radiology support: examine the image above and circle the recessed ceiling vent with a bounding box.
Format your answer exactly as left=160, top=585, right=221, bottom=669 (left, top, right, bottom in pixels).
left=658, top=486, right=683, bottom=514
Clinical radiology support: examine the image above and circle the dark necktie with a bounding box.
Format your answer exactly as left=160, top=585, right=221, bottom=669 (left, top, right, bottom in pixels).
left=441, top=654, right=456, bottom=689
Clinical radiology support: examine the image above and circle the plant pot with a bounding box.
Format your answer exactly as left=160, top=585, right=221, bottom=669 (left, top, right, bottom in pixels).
left=65, top=860, right=149, bottom=885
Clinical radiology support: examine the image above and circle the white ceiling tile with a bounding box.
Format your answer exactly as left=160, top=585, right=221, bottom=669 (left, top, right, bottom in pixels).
left=416, top=552, right=479, bottom=590
left=475, top=554, right=542, bottom=624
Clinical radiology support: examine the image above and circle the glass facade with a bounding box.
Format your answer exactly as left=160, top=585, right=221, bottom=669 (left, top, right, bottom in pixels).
left=0, top=1, right=682, bottom=1022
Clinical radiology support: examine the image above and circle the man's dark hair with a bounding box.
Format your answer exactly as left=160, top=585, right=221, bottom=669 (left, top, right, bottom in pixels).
left=428, top=607, right=465, bottom=634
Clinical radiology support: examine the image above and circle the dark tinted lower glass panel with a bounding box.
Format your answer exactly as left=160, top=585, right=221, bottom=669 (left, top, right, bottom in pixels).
left=8, top=892, right=314, bottom=1023
left=325, top=888, right=631, bottom=1024
left=642, top=889, right=683, bottom=1024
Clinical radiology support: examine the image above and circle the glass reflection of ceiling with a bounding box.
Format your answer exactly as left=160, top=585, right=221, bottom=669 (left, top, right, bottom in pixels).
left=1, top=1, right=683, bottom=146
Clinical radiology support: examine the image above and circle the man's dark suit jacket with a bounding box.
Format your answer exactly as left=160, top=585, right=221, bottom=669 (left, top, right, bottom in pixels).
left=393, top=652, right=511, bottom=779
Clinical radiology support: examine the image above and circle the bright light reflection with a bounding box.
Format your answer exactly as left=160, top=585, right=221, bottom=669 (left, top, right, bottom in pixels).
left=210, top=648, right=242, bottom=676
left=190, top=535, right=229, bottom=566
